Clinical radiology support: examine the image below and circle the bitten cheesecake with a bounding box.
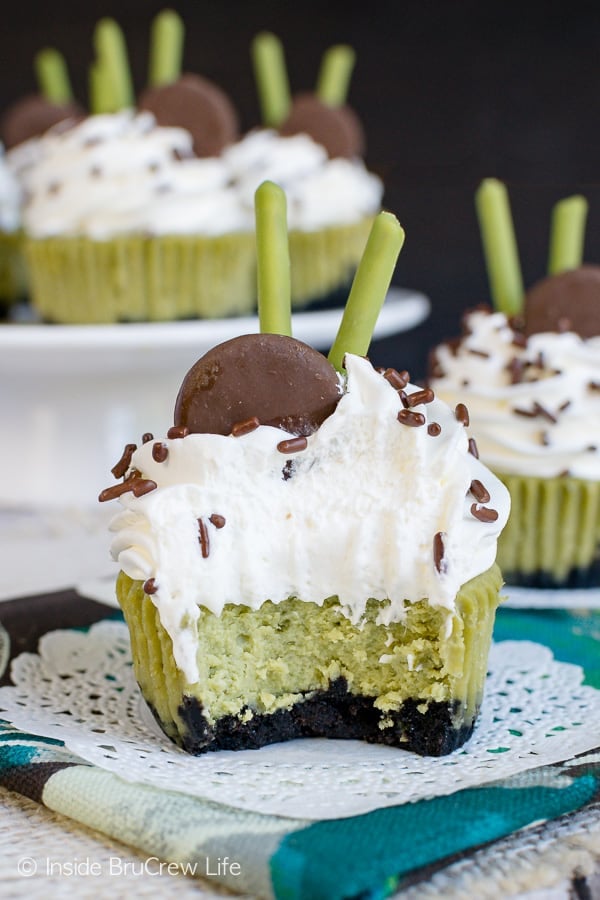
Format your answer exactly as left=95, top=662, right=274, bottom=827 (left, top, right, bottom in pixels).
left=100, top=191, right=509, bottom=756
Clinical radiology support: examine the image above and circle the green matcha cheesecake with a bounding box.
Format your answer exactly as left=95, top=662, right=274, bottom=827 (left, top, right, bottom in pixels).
left=101, top=192, right=510, bottom=755
left=116, top=564, right=502, bottom=755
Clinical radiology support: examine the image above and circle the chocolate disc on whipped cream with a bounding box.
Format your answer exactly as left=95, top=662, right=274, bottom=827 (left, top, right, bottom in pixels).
left=279, top=93, right=365, bottom=159
left=174, top=333, right=341, bottom=436
left=524, top=265, right=600, bottom=339
left=0, top=94, right=84, bottom=149
left=138, top=74, right=239, bottom=157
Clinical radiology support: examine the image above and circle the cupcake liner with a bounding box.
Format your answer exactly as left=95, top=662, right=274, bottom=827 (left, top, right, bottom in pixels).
left=24, top=217, right=374, bottom=323
left=116, top=563, right=502, bottom=754
left=0, top=230, right=27, bottom=308
left=289, top=217, right=374, bottom=309
left=496, top=472, right=600, bottom=588
left=24, top=232, right=257, bottom=324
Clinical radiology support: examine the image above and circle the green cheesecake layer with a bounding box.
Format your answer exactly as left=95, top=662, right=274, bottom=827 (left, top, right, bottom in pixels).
left=25, top=232, right=257, bottom=323
left=117, top=564, right=502, bottom=752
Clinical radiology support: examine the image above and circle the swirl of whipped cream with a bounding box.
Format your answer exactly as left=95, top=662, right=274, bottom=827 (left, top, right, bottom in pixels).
left=21, top=111, right=250, bottom=239
left=430, top=308, right=600, bottom=480
left=108, top=354, right=509, bottom=682
left=20, top=116, right=382, bottom=240
left=0, top=144, right=23, bottom=232
left=223, top=129, right=383, bottom=230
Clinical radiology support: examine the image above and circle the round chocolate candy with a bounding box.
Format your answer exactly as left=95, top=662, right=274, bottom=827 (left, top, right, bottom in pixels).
left=524, top=265, right=600, bottom=338
left=174, top=333, right=341, bottom=437
left=138, top=73, right=239, bottom=157
left=279, top=92, right=365, bottom=159
left=0, top=94, right=84, bottom=149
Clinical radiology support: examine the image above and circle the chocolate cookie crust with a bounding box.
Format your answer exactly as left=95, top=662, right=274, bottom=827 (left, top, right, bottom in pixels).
left=165, top=681, right=474, bottom=757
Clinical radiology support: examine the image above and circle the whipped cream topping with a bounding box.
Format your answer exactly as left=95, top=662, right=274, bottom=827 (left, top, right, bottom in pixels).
left=223, top=129, right=383, bottom=230
left=108, top=354, right=509, bottom=683
left=21, top=116, right=383, bottom=239
left=0, top=144, right=23, bottom=232
left=22, top=111, right=248, bottom=239
left=430, top=308, right=600, bottom=479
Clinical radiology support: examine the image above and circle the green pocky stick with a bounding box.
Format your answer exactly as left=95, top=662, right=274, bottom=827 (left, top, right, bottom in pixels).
left=255, top=181, right=293, bottom=337
left=148, top=9, right=184, bottom=88
left=548, top=194, right=588, bottom=275
left=329, top=212, right=405, bottom=371
left=35, top=48, right=73, bottom=104
left=251, top=32, right=291, bottom=128
left=475, top=178, right=524, bottom=316
left=316, top=45, right=356, bottom=107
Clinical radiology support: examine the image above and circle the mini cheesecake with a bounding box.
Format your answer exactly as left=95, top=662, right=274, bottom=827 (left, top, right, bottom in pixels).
left=103, top=342, right=510, bottom=756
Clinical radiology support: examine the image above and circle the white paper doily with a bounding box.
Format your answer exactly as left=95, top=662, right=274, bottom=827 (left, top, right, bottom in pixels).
left=502, top=584, right=600, bottom=609
left=0, top=621, right=599, bottom=821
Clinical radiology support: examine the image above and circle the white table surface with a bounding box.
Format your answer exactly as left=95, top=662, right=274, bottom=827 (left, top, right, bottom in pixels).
left=0, top=506, right=116, bottom=603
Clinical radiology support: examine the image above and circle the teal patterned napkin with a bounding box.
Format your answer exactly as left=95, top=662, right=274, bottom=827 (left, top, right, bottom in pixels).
left=0, top=593, right=599, bottom=900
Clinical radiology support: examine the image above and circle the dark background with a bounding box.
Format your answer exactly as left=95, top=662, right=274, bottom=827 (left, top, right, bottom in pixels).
left=2, top=0, right=599, bottom=379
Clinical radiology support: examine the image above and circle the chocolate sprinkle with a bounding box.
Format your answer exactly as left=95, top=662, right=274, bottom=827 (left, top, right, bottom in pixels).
left=152, top=442, right=168, bottom=463
left=455, top=403, right=470, bottom=427
left=143, top=578, right=158, bottom=595
left=111, top=443, right=137, bottom=479
left=559, top=400, right=572, bottom=412
left=470, top=480, right=490, bottom=503
left=231, top=416, right=261, bottom=437
left=98, top=473, right=157, bottom=503
left=98, top=481, right=133, bottom=502
left=167, top=425, right=189, bottom=439
left=282, top=460, right=295, bottom=480
left=428, top=348, right=445, bottom=379
left=467, top=348, right=490, bottom=359
left=468, top=438, right=479, bottom=459
left=198, top=519, right=210, bottom=558
left=427, top=422, right=441, bottom=437
left=406, top=388, right=434, bottom=408
left=383, top=368, right=410, bottom=390
left=470, top=503, right=499, bottom=523
left=513, top=402, right=557, bottom=424
left=397, top=409, right=426, bottom=427
left=433, top=531, right=447, bottom=574
left=507, top=357, right=525, bottom=385
left=142, top=432, right=154, bottom=444
left=131, top=478, right=158, bottom=498
left=277, top=436, right=308, bottom=454
left=534, top=402, right=557, bottom=424
left=209, top=514, right=226, bottom=529
left=447, top=338, right=462, bottom=357
left=399, top=390, right=410, bottom=408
